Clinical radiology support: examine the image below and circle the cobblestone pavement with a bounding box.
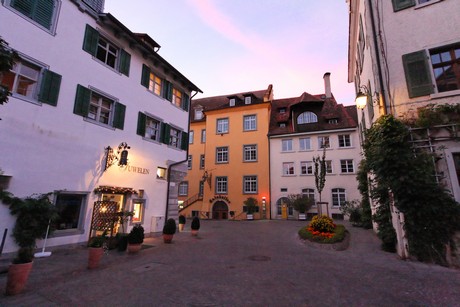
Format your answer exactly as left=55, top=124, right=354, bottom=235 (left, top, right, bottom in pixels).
left=0, top=220, right=459, bottom=306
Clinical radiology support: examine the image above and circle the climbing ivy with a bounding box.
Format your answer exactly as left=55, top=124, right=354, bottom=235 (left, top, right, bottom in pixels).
left=362, top=115, right=460, bottom=264
left=355, top=160, right=373, bottom=229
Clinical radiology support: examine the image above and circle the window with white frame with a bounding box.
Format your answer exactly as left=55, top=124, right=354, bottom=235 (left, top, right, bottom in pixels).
left=244, top=96, right=252, bottom=104
left=216, top=146, right=229, bottom=163
left=338, top=134, right=351, bottom=148
left=157, top=167, right=166, bottom=179
left=52, top=192, right=87, bottom=231
left=229, top=98, right=236, bottom=106
left=283, top=162, right=295, bottom=176
left=300, top=161, right=314, bottom=175
left=201, top=129, right=206, bottom=143
left=340, top=159, right=354, bottom=173
left=301, top=188, right=315, bottom=204
left=325, top=160, right=333, bottom=174
left=243, top=144, right=257, bottom=162
left=187, top=155, right=192, bottom=169
left=297, top=111, right=318, bottom=124
left=5, top=0, right=61, bottom=33
left=243, top=176, right=258, bottom=194
left=200, top=154, right=205, bottom=169
left=217, top=118, right=229, bottom=133
left=148, top=71, right=162, bottom=96
left=318, top=136, right=330, bottom=149
left=216, top=177, right=228, bottom=194
left=243, top=115, right=257, bottom=131
left=172, top=87, right=182, bottom=108
left=169, top=127, right=182, bottom=148
left=179, top=182, right=188, bottom=196
left=144, top=115, right=161, bottom=141
left=189, top=130, right=194, bottom=144
left=195, top=108, right=203, bottom=120
left=282, top=139, right=293, bottom=152
left=332, top=188, right=346, bottom=207
left=299, top=137, right=311, bottom=151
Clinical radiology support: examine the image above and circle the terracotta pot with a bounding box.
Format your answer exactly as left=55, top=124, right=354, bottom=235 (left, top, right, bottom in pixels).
left=127, top=243, right=142, bottom=254
left=6, top=261, right=33, bottom=296
left=88, top=247, right=104, bottom=269
left=191, top=229, right=199, bottom=236
left=163, top=234, right=174, bottom=243
left=178, top=224, right=185, bottom=232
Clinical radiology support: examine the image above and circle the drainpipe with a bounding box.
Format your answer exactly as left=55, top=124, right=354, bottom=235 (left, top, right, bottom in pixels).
left=368, top=0, right=387, bottom=115
left=164, top=91, right=199, bottom=220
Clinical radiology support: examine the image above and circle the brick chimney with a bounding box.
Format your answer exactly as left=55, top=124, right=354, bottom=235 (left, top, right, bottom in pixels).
left=323, top=72, right=332, bottom=99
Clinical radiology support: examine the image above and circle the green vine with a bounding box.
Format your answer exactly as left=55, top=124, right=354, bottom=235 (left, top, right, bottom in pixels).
left=362, top=115, right=460, bottom=264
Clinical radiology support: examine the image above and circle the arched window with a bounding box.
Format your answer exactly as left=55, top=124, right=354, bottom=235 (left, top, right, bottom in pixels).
left=276, top=197, right=293, bottom=216
left=297, top=112, right=318, bottom=124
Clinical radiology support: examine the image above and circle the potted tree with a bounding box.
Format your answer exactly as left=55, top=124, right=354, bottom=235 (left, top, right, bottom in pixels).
left=288, top=194, right=314, bottom=220
left=127, top=224, right=144, bottom=254
left=0, top=191, right=57, bottom=295
left=178, top=214, right=186, bottom=232
left=115, top=210, right=134, bottom=252
left=244, top=197, right=258, bottom=220
left=162, top=218, right=177, bottom=243
left=191, top=216, right=200, bottom=236
left=87, top=231, right=107, bottom=269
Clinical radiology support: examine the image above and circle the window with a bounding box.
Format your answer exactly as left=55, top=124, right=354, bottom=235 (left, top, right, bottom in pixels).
left=217, top=118, right=229, bottom=133
left=216, top=147, right=229, bottom=163
left=243, top=145, right=257, bottom=162
left=299, top=138, right=311, bottom=151
left=156, top=122, right=188, bottom=150
left=325, top=160, right=333, bottom=174
left=52, top=192, right=87, bottom=231
left=74, top=85, right=125, bottom=129
left=200, top=154, right=205, bottom=169
left=243, top=176, right=258, bottom=194
left=332, top=188, right=346, bottom=207
left=318, top=136, right=330, bottom=149
left=392, top=0, right=438, bottom=11
left=199, top=181, right=204, bottom=196
left=430, top=44, right=460, bottom=93
left=83, top=25, right=131, bottom=76
left=189, top=130, right=194, bottom=144
left=297, top=111, right=318, bottom=124
left=82, top=0, right=104, bottom=12
left=328, top=119, right=338, bottom=124
left=179, top=182, right=188, bottom=196
left=169, top=127, right=182, bottom=148
left=172, top=87, right=182, bottom=108
left=279, top=107, right=286, bottom=113
left=282, top=139, right=293, bottom=152
left=216, top=177, right=228, bottom=194
left=148, top=70, right=162, bottom=96
left=187, top=155, right=192, bottom=169
left=195, top=108, right=204, bottom=120
left=279, top=123, right=287, bottom=128
left=201, top=129, right=206, bottom=143
left=280, top=188, right=288, bottom=192
left=302, top=188, right=315, bottom=204
left=229, top=98, right=236, bottom=106
left=1, top=57, right=61, bottom=106
left=338, top=135, right=351, bottom=148
left=157, top=167, right=166, bottom=179
left=6, top=0, right=60, bottom=33
left=340, top=159, right=354, bottom=173
left=300, top=161, right=313, bottom=175
left=243, top=115, right=257, bottom=131
left=244, top=96, right=252, bottom=104
left=137, top=113, right=161, bottom=141
left=283, top=162, right=295, bottom=176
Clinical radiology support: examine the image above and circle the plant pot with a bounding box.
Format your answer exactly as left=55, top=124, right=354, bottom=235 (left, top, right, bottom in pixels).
left=127, top=243, right=142, bottom=254
left=163, top=234, right=174, bottom=243
left=298, top=213, right=307, bottom=221
left=191, top=229, right=199, bottom=236
left=88, top=247, right=104, bottom=269
left=117, top=234, right=129, bottom=252
left=247, top=213, right=254, bottom=220
left=6, top=261, right=33, bottom=296
left=178, top=224, right=185, bottom=232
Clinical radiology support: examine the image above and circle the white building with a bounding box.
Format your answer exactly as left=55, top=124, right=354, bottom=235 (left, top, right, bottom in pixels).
left=0, top=0, right=200, bottom=254
left=269, top=74, right=361, bottom=219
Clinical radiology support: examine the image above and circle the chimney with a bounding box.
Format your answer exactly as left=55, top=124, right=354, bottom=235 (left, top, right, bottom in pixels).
left=323, top=72, right=332, bottom=99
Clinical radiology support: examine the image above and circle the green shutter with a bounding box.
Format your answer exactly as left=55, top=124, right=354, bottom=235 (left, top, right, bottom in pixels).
left=11, top=0, right=33, bottom=17
left=137, top=112, right=146, bottom=136
left=392, top=0, right=415, bottom=12
left=161, top=123, right=170, bottom=144
left=181, top=132, right=189, bottom=150
left=82, top=24, right=99, bottom=56
left=402, top=50, right=433, bottom=98
left=34, top=0, right=54, bottom=29
left=113, top=102, right=126, bottom=130
left=38, top=69, right=61, bottom=106
left=163, top=80, right=172, bottom=101
left=73, top=84, right=91, bottom=116
left=119, top=49, right=131, bottom=76
left=181, top=93, right=190, bottom=111
left=141, top=64, right=150, bottom=88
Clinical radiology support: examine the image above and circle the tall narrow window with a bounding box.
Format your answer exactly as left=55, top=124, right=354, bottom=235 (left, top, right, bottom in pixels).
left=187, top=155, right=192, bottom=169
left=216, top=177, right=228, bottom=194
left=217, top=118, right=229, bottom=133
left=179, top=182, right=188, bottom=196
left=201, top=129, right=206, bottom=143
left=332, top=188, right=346, bottom=207
left=299, top=138, right=311, bottom=151
left=282, top=139, right=293, bottom=152
left=189, top=130, right=194, bottom=144
left=200, top=155, right=205, bottom=169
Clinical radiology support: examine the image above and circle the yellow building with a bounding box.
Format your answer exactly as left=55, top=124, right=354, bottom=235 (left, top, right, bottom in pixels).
left=179, top=85, right=273, bottom=220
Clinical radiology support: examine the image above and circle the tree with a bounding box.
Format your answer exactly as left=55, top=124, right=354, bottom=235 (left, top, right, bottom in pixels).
left=0, top=36, right=18, bottom=106
left=287, top=194, right=314, bottom=214
left=313, top=148, right=327, bottom=215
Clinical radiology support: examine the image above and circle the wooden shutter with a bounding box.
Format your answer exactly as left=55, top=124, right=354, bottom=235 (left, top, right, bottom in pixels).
left=181, top=132, right=189, bottom=150
left=181, top=93, right=190, bottom=111
left=402, top=50, right=434, bottom=98
left=82, top=24, right=99, bottom=56
left=137, top=112, right=146, bottom=136
left=392, top=0, right=415, bottom=12
left=73, top=84, right=91, bottom=116
left=34, top=0, right=54, bottom=29
left=161, top=123, right=170, bottom=144
left=113, top=102, right=126, bottom=130
left=38, top=69, right=61, bottom=106
left=10, top=0, right=33, bottom=17
left=141, top=64, right=150, bottom=88
left=119, top=49, right=131, bottom=76
left=163, top=80, right=173, bottom=101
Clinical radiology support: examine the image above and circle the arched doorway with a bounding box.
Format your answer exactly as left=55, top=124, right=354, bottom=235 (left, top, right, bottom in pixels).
left=212, top=201, right=229, bottom=220
left=276, top=197, right=293, bottom=219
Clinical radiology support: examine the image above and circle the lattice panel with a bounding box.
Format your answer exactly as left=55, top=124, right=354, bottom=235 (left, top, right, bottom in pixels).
left=91, top=201, right=118, bottom=232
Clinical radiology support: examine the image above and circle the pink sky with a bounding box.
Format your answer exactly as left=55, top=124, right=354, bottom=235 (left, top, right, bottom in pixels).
left=105, top=0, right=356, bottom=105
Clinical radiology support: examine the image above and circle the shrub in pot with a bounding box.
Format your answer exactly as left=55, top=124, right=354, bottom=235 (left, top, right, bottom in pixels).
left=163, top=218, right=176, bottom=243
left=116, top=210, right=134, bottom=251
left=178, top=214, right=186, bottom=232
left=127, top=224, right=144, bottom=253
left=87, top=231, right=107, bottom=269
left=244, top=197, right=258, bottom=220
left=288, top=193, right=314, bottom=220
left=191, top=216, right=200, bottom=236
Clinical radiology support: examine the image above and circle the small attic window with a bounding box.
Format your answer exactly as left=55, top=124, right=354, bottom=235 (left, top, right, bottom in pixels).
left=279, top=108, right=286, bottom=114
left=229, top=98, right=236, bottom=107
left=195, top=108, right=203, bottom=120
left=328, top=119, right=338, bottom=124
left=244, top=96, right=252, bottom=104
left=279, top=122, right=287, bottom=128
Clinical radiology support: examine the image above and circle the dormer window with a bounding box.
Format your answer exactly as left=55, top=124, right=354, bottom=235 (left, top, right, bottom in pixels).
left=279, top=122, right=287, bottom=128
left=244, top=96, right=252, bottom=104
left=229, top=98, right=236, bottom=107
left=279, top=108, right=287, bottom=114
left=328, top=119, right=338, bottom=124
left=195, top=108, right=203, bottom=120
left=297, top=111, right=318, bottom=124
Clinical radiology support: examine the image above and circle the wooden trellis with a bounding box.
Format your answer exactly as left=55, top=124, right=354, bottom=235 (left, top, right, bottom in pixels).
left=90, top=201, right=118, bottom=235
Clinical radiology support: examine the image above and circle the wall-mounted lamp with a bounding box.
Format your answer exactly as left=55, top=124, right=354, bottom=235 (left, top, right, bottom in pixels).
left=355, top=85, right=379, bottom=110
left=104, top=142, right=131, bottom=171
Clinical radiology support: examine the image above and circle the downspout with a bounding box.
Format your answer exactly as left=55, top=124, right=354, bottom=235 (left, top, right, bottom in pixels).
left=164, top=91, right=199, bottom=220
left=368, top=0, right=387, bottom=115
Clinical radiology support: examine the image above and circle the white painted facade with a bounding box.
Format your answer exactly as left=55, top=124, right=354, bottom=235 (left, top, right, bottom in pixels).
left=0, top=0, right=200, bottom=253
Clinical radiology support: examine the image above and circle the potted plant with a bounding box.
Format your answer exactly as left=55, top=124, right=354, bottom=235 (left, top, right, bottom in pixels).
left=127, top=224, right=144, bottom=253
left=191, top=216, right=200, bottom=236
left=115, top=210, right=134, bottom=251
left=87, top=231, right=107, bottom=269
left=288, top=194, right=314, bottom=220
left=0, top=191, right=57, bottom=295
left=178, top=214, right=186, bottom=232
left=162, top=218, right=177, bottom=243
left=244, top=197, right=258, bottom=220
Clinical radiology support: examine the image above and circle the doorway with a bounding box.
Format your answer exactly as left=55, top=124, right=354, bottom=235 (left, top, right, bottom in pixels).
left=212, top=201, right=229, bottom=220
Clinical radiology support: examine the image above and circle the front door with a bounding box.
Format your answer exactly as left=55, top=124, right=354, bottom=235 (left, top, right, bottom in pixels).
left=212, top=201, right=229, bottom=220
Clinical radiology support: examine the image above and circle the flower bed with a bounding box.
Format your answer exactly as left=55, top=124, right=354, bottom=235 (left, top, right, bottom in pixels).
left=298, top=215, right=347, bottom=244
